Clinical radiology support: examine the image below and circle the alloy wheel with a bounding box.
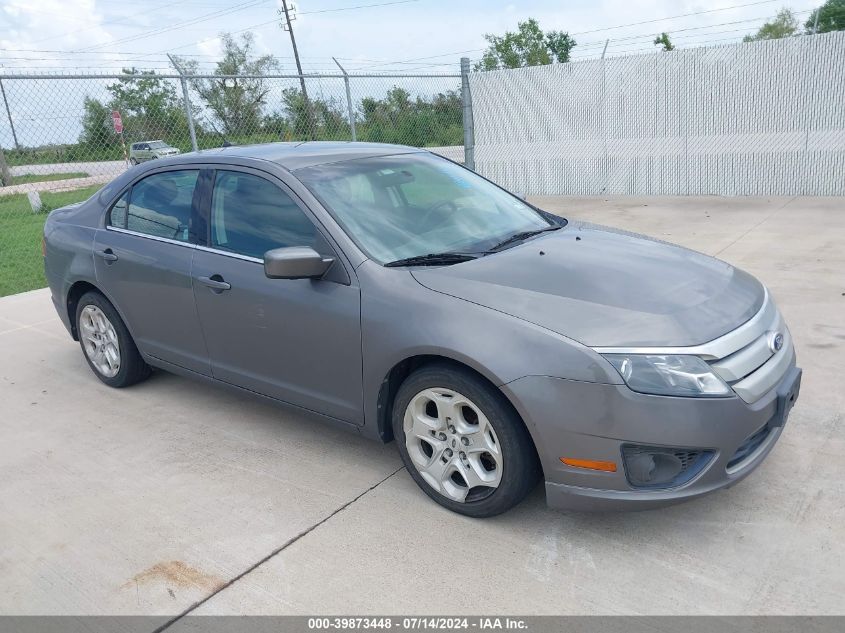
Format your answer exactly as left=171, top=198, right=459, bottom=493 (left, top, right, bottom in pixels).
left=79, top=305, right=121, bottom=378
left=403, top=387, right=502, bottom=503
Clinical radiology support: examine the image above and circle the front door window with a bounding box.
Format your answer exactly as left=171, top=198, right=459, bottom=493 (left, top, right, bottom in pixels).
left=209, top=171, right=327, bottom=258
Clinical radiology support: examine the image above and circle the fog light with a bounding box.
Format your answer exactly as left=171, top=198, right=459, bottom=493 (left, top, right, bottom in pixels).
left=621, top=445, right=714, bottom=489
left=625, top=452, right=683, bottom=486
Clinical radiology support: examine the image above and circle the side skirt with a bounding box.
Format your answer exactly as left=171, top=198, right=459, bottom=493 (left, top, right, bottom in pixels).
left=143, top=354, right=364, bottom=438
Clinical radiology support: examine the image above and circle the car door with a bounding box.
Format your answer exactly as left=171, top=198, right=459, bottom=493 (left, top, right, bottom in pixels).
left=94, top=168, right=211, bottom=375
left=191, top=167, right=363, bottom=424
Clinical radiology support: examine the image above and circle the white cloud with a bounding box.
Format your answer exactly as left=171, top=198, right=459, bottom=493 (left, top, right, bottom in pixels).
left=197, top=37, right=223, bottom=59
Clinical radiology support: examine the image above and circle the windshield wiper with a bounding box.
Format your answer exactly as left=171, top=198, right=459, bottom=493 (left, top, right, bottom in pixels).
left=487, top=224, right=562, bottom=252
left=384, top=252, right=479, bottom=267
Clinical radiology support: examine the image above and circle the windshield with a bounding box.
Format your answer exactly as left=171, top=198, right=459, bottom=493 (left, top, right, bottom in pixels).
left=148, top=141, right=167, bottom=149
left=296, top=152, right=554, bottom=264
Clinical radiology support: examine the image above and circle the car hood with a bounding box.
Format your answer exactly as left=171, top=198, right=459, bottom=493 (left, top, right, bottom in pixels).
left=411, top=222, right=765, bottom=348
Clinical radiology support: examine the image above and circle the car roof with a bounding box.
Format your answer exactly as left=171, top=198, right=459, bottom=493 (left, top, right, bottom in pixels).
left=180, top=141, right=423, bottom=171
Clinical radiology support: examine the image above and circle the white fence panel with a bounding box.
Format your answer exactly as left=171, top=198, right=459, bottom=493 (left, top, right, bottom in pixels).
left=470, top=31, right=845, bottom=196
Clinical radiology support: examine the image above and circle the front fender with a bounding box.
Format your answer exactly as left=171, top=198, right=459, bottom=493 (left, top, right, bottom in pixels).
left=357, top=261, right=621, bottom=438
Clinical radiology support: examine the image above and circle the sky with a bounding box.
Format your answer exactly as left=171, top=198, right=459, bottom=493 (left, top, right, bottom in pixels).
left=0, top=0, right=824, bottom=75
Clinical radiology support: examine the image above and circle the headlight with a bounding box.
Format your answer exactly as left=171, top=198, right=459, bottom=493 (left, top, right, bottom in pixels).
left=603, top=354, right=731, bottom=398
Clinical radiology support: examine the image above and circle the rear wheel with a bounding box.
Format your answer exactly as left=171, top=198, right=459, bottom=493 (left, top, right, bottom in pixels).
left=76, top=291, right=150, bottom=388
left=393, top=364, right=539, bottom=517
left=129, top=157, right=137, bottom=166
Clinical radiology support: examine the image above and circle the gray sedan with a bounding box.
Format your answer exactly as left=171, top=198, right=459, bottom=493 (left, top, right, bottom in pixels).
left=43, top=142, right=801, bottom=517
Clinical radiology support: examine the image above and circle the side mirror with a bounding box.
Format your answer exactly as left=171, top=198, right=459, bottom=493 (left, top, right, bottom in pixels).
left=264, top=246, right=334, bottom=280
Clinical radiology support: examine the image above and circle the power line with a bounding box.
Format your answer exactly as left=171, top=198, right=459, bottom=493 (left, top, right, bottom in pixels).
left=158, top=0, right=424, bottom=55
left=570, top=13, right=814, bottom=56
left=350, top=2, right=803, bottom=70
left=26, top=0, right=196, bottom=46
left=298, top=0, right=420, bottom=15
left=573, top=10, right=813, bottom=50
left=1, top=0, right=799, bottom=74
left=77, top=0, right=272, bottom=52
left=0, top=48, right=345, bottom=59
left=346, top=48, right=487, bottom=71
left=572, top=10, right=810, bottom=54
left=570, top=0, right=781, bottom=36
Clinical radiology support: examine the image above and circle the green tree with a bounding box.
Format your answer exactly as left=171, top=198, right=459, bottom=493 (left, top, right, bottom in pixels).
left=279, top=88, right=310, bottom=139
left=177, top=32, right=279, bottom=137
left=806, top=0, right=845, bottom=32
left=79, top=97, right=116, bottom=147
left=475, top=18, right=576, bottom=70
left=106, top=69, right=186, bottom=140
left=357, top=87, right=462, bottom=147
left=78, top=69, right=189, bottom=156
left=743, top=8, right=799, bottom=41
left=654, top=32, right=675, bottom=51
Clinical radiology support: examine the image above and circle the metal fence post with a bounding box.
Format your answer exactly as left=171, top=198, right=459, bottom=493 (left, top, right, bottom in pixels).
left=167, top=54, right=198, bottom=153
left=333, top=58, right=357, bottom=141
left=0, top=78, right=20, bottom=150
left=460, top=57, right=475, bottom=170
left=179, top=77, right=199, bottom=153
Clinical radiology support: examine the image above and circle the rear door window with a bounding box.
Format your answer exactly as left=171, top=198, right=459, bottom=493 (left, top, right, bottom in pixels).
left=124, top=170, right=199, bottom=242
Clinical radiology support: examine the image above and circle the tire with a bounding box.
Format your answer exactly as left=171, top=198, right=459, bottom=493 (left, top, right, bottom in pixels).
left=129, top=158, right=137, bottom=166
left=75, top=291, right=151, bottom=388
left=393, top=363, right=540, bottom=517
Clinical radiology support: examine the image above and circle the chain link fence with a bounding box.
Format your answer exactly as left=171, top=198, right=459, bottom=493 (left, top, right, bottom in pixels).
left=0, top=70, right=464, bottom=296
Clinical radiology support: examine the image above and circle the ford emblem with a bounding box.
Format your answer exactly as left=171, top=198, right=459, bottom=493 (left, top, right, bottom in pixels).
left=767, top=331, right=784, bottom=353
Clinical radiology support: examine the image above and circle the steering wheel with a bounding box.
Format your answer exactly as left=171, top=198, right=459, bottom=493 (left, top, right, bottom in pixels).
left=417, top=199, right=458, bottom=228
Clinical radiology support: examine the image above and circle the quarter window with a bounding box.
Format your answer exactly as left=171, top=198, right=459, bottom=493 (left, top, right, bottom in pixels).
left=108, top=190, right=129, bottom=228
left=209, top=171, right=322, bottom=259
left=124, top=170, right=199, bottom=242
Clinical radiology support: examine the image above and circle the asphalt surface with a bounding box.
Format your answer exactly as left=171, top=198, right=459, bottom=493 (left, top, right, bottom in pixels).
left=1, top=196, right=843, bottom=618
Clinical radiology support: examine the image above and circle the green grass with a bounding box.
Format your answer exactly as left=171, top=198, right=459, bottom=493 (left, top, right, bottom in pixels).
left=10, top=171, right=89, bottom=186
left=0, top=185, right=102, bottom=297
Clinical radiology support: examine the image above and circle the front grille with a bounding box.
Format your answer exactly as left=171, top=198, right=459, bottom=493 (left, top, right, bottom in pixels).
left=706, top=293, right=793, bottom=404
left=621, top=445, right=714, bottom=489
left=727, top=424, right=771, bottom=469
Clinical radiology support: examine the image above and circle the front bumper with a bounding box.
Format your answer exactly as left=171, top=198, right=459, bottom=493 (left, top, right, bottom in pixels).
left=501, top=361, right=801, bottom=511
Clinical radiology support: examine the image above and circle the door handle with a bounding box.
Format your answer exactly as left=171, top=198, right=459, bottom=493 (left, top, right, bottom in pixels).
left=94, top=248, right=118, bottom=263
left=197, top=275, right=231, bottom=292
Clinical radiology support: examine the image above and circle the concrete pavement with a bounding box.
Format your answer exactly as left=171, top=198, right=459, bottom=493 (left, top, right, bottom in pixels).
left=2, top=161, right=126, bottom=197
left=10, top=161, right=125, bottom=177
left=1, top=196, right=843, bottom=618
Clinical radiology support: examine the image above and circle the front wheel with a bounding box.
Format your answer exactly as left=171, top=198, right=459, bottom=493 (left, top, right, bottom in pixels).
left=392, top=364, right=540, bottom=517
left=76, top=291, right=151, bottom=388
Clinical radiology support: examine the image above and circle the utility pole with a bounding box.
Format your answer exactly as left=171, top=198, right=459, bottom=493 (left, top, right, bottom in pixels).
left=280, top=0, right=315, bottom=139
left=812, top=9, right=820, bottom=34
left=0, top=78, right=20, bottom=151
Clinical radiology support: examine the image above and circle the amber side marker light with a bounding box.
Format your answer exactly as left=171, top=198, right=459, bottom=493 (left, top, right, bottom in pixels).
left=560, top=457, right=617, bottom=472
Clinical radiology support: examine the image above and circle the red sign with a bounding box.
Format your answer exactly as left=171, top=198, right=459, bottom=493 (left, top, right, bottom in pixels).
left=111, top=110, right=123, bottom=134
